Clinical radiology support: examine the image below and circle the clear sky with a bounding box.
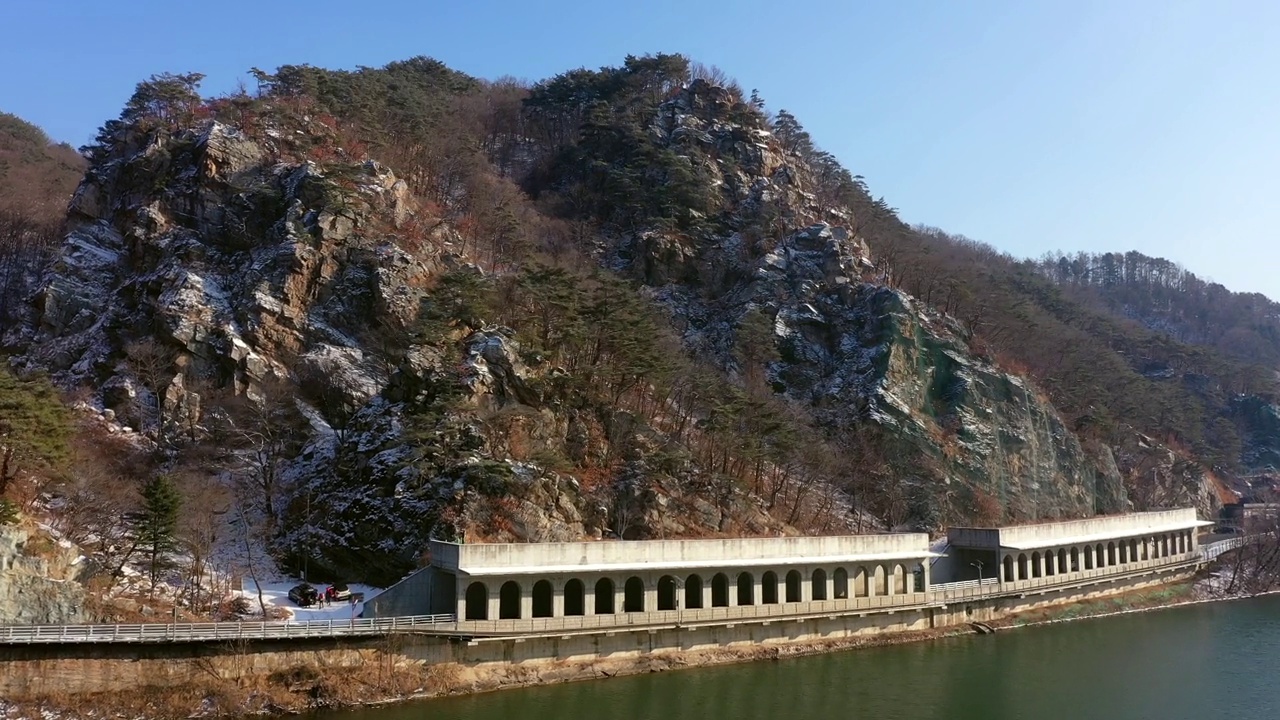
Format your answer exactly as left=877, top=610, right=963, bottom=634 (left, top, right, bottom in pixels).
left=3, top=0, right=1278, bottom=300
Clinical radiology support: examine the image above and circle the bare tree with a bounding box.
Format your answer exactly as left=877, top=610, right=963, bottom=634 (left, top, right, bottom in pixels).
left=215, top=379, right=306, bottom=534
left=177, top=473, right=230, bottom=615
left=125, top=338, right=177, bottom=442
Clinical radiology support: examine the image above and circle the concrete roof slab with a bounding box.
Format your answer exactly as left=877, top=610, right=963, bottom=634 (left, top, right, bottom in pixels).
left=455, top=550, right=941, bottom=577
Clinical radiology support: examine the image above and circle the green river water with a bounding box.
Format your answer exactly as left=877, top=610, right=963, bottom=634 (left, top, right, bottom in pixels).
left=335, top=596, right=1280, bottom=720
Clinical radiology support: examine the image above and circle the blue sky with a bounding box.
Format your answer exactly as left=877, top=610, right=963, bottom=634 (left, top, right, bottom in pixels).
left=3, top=0, right=1278, bottom=299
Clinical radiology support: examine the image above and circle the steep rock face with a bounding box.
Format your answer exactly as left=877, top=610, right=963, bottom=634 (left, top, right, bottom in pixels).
left=12, top=121, right=431, bottom=426
left=604, top=82, right=1128, bottom=529
left=652, top=224, right=1124, bottom=528
left=0, top=525, right=85, bottom=624
left=1113, top=433, right=1219, bottom=519
left=1233, top=396, right=1280, bottom=473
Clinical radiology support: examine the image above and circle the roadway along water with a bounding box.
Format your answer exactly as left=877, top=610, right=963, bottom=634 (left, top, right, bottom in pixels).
left=338, top=596, right=1280, bottom=720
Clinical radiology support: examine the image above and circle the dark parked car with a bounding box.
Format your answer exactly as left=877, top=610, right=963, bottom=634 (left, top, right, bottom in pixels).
left=288, top=583, right=319, bottom=607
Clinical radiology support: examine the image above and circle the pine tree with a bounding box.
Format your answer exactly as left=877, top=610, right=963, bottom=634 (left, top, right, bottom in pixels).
left=0, top=366, right=71, bottom=497
left=137, top=474, right=181, bottom=595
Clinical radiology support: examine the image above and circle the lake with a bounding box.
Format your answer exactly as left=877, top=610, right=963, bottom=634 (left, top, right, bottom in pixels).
left=333, top=596, right=1280, bottom=720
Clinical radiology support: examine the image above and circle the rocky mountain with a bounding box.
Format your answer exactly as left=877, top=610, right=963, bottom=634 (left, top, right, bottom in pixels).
left=1, top=56, right=1260, bottom=586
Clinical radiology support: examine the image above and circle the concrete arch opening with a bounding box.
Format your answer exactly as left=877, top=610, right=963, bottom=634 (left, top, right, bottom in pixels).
left=854, top=566, right=870, bottom=597
left=532, top=580, right=553, bottom=618
left=1003, top=555, right=1015, bottom=582
left=1084, top=547, right=1094, bottom=570
left=762, top=571, right=779, bottom=604
left=912, top=562, right=925, bottom=592
left=465, top=581, right=488, bottom=620
left=1095, top=543, right=1105, bottom=567
left=624, top=576, right=645, bottom=612
left=737, top=572, right=755, bottom=606
left=812, top=568, right=828, bottom=600
left=1017, top=553, right=1029, bottom=581
left=874, top=565, right=888, bottom=595
left=1045, top=551, right=1055, bottom=576
left=594, top=577, right=615, bottom=615
left=1058, top=548, right=1068, bottom=575
left=833, top=567, right=849, bottom=599
left=893, top=564, right=907, bottom=594
left=1031, top=552, right=1042, bottom=578
left=1129, top=539, right=1138, bottom=563
left=564, top=579, right=585, bottom=616
left=1107, top=542, right=1117, bottom=566
left=1070, top=546, right=1079, bottom=572
left=499, top=581, right=521, bottom=619
left=658, top=575, right=678, bottom=611
left=712, top=573, right=730, bottom=607
left=785, top=570, right=803, bottom=602
left=685, top=574, right=704, bottom=609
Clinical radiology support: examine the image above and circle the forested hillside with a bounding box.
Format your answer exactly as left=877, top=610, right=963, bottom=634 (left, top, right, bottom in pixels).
left=0, top=54, right=1274, bottom=593
left=0, top=112, right=85, bottom=330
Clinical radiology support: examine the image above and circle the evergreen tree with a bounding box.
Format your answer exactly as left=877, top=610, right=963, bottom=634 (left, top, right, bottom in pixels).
left=137, top=474, right=181, bottom=595
left=0, top=366, right=71, bottom=497
left=0, top=498, right=17, bottom=526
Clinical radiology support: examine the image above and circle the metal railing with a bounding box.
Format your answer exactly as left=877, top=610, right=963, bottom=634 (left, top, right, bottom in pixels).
left=930, top=577, right=1000, bottom=592
left=1201, top=536, right=1246, bottom=561
left=0, top=613, right=455, bottom=645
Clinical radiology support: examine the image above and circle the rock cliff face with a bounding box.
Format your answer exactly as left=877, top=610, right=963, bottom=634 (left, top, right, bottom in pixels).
left=0, top=525, right=85, bottom=624
left=615, top=82, right=1126, bottom=527
left=13, top=121, right=428, bottom=423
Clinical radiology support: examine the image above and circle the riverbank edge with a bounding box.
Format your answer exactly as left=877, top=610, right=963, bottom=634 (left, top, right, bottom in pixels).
left=6, top=579, right=1267, bottom=720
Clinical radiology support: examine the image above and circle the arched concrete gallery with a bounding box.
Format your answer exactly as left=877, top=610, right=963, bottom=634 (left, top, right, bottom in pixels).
left=365, top=508, right=1210, bottom=631
left=445, top=534, right=936, bottom=625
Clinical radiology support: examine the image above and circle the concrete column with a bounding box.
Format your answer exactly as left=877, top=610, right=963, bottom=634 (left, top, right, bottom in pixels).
left=823, top=573, right=834, bottom=602
left=801, top=571, right=812, bottom=602
left=645, top=580, right=657, bottom=613
left=754, top=574, right=765, bottom=606
left=520, top=584, right=533, bottom=619
left=488, top=591, right=500, bottom=620
left=702, top=580, right=713, bottom=609
left=922, top=561, right=931, bottom=592
left=585, top=581, right=595, bottom=616
left=614, top=578, right=626, bottom=614
left=553, top=583, right=565, bottom=618
left=1037, top=554, right=1046, bottom=578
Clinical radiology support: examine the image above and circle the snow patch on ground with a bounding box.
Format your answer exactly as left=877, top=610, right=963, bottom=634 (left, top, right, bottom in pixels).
left=238, top=578, right=384, bottom=622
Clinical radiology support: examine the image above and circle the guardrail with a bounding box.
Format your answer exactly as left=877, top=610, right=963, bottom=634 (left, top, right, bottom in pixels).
left=1201, top=536, right=1247, bottom=561
left=930, top=577, right=1000, bottom=592
left=0, top=613, right=456, bottom=645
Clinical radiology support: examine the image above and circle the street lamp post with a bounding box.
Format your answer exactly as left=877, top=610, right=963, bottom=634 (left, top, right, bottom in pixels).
left=970, top=560, right=984, bottom=585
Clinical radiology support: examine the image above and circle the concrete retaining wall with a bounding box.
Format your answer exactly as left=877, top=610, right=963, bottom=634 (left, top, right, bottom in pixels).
left=0, top=566, right=1194, bottom=701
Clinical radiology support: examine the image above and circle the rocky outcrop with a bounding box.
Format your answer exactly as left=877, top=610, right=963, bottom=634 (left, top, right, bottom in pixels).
left=11, top=121, right=431, bottom=432
left=0, top=525, right=86, bottom=624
